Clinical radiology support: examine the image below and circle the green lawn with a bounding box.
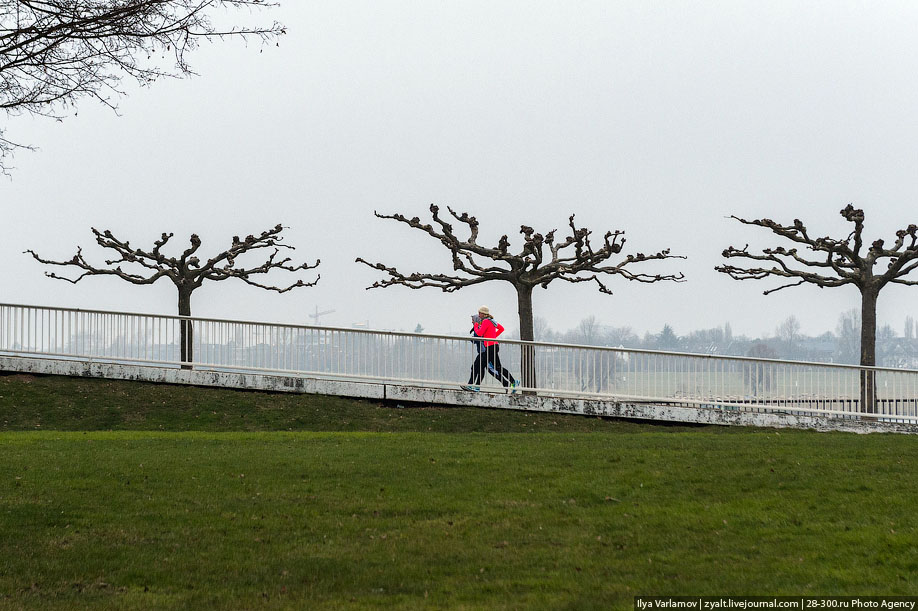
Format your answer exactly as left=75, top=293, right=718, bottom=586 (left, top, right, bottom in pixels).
left=1, top=373, right=917, bottom=610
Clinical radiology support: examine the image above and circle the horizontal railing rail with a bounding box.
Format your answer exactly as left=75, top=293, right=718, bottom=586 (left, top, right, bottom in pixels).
left=1, top=302, right=917, bottom=423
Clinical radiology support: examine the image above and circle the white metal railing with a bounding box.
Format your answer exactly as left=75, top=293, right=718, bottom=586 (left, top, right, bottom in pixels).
left=1, top=302, right=917, bottom=423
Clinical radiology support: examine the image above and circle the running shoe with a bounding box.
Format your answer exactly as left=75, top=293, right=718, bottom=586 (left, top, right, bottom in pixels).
left=460, top=384, right=480, bottom=392
left=509, top=380, right=520, bottom=394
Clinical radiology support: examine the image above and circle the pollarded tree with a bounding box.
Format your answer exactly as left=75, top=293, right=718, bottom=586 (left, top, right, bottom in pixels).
left=0, top=0, right=284, bottom=171
left=356, top=204, right=684, bottom=388
left=716, top=204, right=918, bottom=412
left=26, top=225, right=319, bottom=365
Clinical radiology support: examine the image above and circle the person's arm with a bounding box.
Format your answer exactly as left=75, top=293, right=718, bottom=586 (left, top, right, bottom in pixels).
left=493, top=321, right=505, bottom=337
left=480, top=319, right=500, bottom=339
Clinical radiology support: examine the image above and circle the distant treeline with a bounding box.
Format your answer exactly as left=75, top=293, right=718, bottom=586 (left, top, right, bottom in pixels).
left=513, top=310, right=918, bottom=369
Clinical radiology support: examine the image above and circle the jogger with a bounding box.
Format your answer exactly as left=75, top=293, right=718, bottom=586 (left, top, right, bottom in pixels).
left=462, top=305, right=519, bottom=392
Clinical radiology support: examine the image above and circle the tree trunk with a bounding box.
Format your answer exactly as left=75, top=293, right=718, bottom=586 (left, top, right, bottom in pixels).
left=515, top=283, right=536, bottom=390
left=859, top=285, right=878, bottom=414
left=178, top=288, right=193, bottom=369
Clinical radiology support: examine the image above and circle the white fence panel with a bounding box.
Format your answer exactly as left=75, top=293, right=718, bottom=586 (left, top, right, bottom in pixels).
left=1, top=303, right=916, bottom=422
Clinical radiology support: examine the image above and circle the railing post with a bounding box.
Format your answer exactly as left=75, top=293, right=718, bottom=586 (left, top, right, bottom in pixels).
left=520, top=341, right=536, bottom=393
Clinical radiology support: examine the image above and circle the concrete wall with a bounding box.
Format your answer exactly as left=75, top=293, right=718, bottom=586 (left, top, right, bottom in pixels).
left=2, top=354, right=916, bottom=434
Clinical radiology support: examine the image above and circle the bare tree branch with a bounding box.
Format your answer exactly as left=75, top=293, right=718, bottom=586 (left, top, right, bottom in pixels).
left=26, top=240, right=170, bottom=285
left=354, top=258, right=494, bottom=292
left=0, top=0, right=284, bottom=171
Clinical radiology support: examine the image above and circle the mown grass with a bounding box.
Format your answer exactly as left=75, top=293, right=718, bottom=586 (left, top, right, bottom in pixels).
left=1, top=373, right=917, bottom=610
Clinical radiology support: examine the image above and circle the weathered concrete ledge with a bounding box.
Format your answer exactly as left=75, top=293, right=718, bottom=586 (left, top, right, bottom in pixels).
left=0, top=355, right=385, bottom=400
left=2, top=355, right=916, bottom=434
left=384, top=384, right=918, bottom=434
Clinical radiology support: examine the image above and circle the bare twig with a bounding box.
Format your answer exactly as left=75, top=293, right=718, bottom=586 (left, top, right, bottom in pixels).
left=0, top=0, right=284, bottom=170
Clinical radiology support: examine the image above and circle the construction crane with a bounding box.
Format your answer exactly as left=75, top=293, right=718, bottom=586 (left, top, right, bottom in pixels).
left=309, top=306, right=335, bottom=326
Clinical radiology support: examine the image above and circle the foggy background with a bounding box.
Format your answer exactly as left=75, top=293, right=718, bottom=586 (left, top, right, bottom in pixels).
left=4, top=1, right=918, bottom=341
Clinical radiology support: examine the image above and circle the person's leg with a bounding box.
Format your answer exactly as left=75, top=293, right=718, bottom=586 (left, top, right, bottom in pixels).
left=497, top=346, right=517, bottom=388
left=483, top=345, right=499, bottom=384
left=461, top=352, right=484, bottom=391
left=489, top=345, right=515, bottom=388
left=468, top=351, right=485, bottom=385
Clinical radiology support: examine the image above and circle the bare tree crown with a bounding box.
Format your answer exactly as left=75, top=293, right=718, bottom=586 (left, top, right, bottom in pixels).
left=26, top=224, right=320, bottom=293
left=0, top=0, right=284, bottom=169
left=357, top=204, right=684, bottom=294
left=716, top=204, right=918, bottom=294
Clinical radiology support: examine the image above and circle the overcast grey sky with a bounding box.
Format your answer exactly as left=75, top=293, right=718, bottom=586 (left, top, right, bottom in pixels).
left=5, top=1, right=918, bottom=339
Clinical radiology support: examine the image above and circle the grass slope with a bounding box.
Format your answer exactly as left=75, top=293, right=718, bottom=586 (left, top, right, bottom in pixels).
left=0, top=373, right=705, bottom=434
left=1, top=373, right=916, bottom=610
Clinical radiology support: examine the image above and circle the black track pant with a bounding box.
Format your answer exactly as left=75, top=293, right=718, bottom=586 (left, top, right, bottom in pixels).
left=468, top=344, right=516, bottom=387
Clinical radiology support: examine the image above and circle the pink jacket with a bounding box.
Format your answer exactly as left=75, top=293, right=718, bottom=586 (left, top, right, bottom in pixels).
left=473, top=318, right=504, bottom=347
